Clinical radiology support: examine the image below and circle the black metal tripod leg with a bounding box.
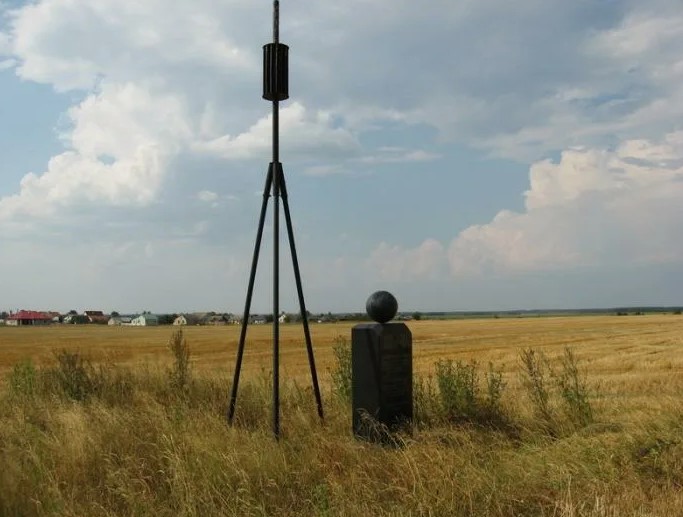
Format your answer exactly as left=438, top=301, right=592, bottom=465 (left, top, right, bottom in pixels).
left=279, top=167, right=324, bottom=420
left=228, top=165, right=273, bottom=424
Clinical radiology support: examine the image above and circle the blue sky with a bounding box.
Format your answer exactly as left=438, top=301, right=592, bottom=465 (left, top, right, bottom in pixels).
left=1, top=0, right=682, bottom=314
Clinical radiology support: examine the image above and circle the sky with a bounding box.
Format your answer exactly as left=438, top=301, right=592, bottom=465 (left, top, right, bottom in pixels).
left=1, top=0, right=682, bottom=314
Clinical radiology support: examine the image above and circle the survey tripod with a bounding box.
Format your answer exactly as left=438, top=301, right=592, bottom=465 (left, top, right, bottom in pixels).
left=227, top=0, right=324, bottom=439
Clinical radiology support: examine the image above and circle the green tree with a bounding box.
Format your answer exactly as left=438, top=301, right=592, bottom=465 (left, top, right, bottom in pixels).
left=158, top=314, right=177, bottom=325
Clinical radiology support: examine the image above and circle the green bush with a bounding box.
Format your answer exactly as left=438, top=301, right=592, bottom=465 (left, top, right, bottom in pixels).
left=434, top=359, right=508, bottom=428
left=556, top=347, right=594, bottom=427
left=52, top=350, right=99, bottom=401
left=168, top=329, right=191, bottom=395
left=520, top=347, right=595, bottom=434
left=8, top=358, right=38, bottom=399
left=38, top=351, right=135, bottom=405
left=484, top=362, right=506, bottom=416
left=519, top=348, right=555, bottom=430
left=435, top=359, right=478, bottom=421
left=413, top=375, right=439, bottom=426
left=330, top=335, right=352, bottom=402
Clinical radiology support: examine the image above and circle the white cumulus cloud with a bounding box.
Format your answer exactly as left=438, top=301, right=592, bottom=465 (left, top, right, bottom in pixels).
left=196, top=190, right=218, bottom=203
left=448, top=132, right=683, bottom=274
left=7, top=0, right=256, bottom=91
left=0, top=82, right=190, bottom=222
left=194, top=102, right=360, bottom=161
left=368, top=239, right=447, bottom=282
left=2, top=0, right=683, bottom=311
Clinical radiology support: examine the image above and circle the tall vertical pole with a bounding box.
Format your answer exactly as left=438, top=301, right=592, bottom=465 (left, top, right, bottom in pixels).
left=271, top=0, right=281, bottom=440
left=228, top=0, right=323, bottom=436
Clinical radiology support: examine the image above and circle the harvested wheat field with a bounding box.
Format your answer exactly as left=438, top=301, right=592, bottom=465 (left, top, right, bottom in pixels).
left=1, top=314, right=683, bottom=516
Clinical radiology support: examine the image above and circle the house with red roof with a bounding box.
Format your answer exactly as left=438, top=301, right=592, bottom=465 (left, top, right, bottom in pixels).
left=6, top=310, right=53, bottom=326
left=84, top=310, right=108, bottom=324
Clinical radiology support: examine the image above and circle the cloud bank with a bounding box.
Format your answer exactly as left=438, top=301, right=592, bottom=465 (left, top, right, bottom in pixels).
left=1, top=0, right=682, bottom=311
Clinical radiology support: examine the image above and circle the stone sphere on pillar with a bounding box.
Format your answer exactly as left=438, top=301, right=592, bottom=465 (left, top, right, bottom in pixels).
left=366, top=291, right=398, bottom=324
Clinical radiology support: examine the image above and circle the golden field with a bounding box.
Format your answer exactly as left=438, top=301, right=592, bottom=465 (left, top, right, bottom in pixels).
left=1, top=314, right=683, bottom=516
left=2, top=314, right=683, bottom=398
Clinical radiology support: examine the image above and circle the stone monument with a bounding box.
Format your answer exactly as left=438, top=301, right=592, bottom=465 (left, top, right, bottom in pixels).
left=352, top=291, right=413, bottom=442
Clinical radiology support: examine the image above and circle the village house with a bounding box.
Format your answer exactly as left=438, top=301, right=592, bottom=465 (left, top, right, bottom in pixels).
left=84, top=310, right=109, bottom=324
left=173, top=314, right=202, bottom=326
left=131, top=314, right=159, bottom=326
left=45, top=312, right=61, bottom=323
left=173, top=312, right=237, bottom=326
left=6, top=310, right=53, bottom=326
left=108, top=316, right=132, bottom=326
left=204, top=313, right=230, bottom=326
left=63, top=313, right=89, bottom=324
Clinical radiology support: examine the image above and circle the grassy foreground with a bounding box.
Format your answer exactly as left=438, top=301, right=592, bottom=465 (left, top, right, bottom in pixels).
left=1, top=317, right=683, bottom=516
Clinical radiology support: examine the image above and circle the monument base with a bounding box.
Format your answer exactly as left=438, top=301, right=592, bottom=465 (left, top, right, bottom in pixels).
left=352, top=322, right=412, bottom=443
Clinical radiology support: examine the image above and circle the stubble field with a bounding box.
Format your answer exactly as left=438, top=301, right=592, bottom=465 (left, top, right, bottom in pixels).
left=1, top=314, right=683, bottom=516
left=2, top=316, right=683, bottom=406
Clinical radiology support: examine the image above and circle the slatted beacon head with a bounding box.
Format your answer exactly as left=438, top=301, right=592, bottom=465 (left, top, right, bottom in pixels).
left=352, top=291, right=413, bottom=444
left=262, top=35, right=288, bottom=101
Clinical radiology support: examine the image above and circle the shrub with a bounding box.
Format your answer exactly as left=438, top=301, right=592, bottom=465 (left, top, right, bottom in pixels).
left=434, top=359, right=508, bottom=428
left=52, top=350, right=98, bottom=401
left=435, top=359, right=478, bottom=422
left=484, top=362, right=506, bottom=416
left=520, top=347, right=595, bottom=434
left=413, top=375, right=439, bottom=426
left=330, top=335, right=352, bottom=402
left=36, top=351, right=135, bottom=405
left=7, top=358, right=38, bottom=399
left=556, top=347, right=594, bottom=427
left=519, top=348, right=555, bottom=430
left=168, top=329, right=191, bottom=394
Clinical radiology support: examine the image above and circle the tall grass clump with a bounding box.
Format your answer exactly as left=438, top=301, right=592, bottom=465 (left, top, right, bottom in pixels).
left=520, top=347, right=594, bottom=434
left=413, top=375, right=440, bottom=426
left=330, top=335, right=352, bottom=402
left=520, top=348, right=555, bottom=430
left=434, top=359, right=508, bottom=428
left=7, top=358, right=38, bottom=400
left=556, top=347, right=594, bottom=427
left=52, top=349, right=99, bottom=401
left=43, top=350, right=136, bottom=405
left=167, top=328, right=191, bottom=395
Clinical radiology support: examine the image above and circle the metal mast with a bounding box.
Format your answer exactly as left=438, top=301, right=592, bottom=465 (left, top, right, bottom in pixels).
left=227, top=0, right=324, bottom=439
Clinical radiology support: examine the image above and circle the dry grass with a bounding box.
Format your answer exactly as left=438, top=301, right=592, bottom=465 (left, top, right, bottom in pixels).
left=1, top=314, right=683, bottom=516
